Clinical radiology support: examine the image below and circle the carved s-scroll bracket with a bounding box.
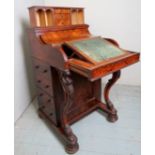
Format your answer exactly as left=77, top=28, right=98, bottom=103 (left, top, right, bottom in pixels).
left=104, top=70, right=121, bottom=113
left=58, top=70, right=74, bottom=115
left=58, top=70, right=79, bottom=154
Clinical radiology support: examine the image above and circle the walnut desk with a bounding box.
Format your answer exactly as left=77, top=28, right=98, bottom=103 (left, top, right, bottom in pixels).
left=27, top=6, right=140, bottom=154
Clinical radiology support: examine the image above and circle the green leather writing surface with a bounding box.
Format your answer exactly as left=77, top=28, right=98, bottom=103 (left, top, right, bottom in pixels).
left=68, top=37, right=125, bottom=62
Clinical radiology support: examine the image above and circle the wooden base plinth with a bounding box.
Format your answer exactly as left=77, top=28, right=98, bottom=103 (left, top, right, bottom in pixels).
left=37, top=70, right=121, bottom=154
left=38, top=109, right=79, bottom=154
left=37, top=99, right=118, bottom=153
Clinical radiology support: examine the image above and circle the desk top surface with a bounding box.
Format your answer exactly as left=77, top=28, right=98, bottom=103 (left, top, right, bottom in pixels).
left=66, top=37, right=125, bottom=63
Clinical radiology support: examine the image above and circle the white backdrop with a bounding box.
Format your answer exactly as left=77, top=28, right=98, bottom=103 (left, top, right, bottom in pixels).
left=14, top=0, right=44, bottom=122
left=15, top=0, right=140, bottom=121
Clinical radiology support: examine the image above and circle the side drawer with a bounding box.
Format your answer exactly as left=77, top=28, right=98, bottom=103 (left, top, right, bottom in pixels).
left=33, top=58, right=53, bottom=96
left=37, top=88, right=57, bottom=125
left=33, top=58, right=52, bottom=81
left=35, top=73, right=53, bottom=96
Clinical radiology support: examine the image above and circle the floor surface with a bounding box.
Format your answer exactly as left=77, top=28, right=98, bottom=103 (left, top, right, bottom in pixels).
left=15, top=84, right=141, bottom=155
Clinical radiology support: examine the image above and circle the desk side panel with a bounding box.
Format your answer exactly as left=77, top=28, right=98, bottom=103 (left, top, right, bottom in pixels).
left=27, top=28, right=68, bottom=71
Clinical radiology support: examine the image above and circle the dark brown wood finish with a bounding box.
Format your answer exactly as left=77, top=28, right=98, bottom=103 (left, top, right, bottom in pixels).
left=27, top=6, right=140, bottom=154
left=104, top=70, right=121, bottom=122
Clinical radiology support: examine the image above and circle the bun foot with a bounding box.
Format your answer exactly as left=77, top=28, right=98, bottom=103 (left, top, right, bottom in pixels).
left=107, top=113, right=118, bottom=122
left=65, top=143, right=79, bottom=154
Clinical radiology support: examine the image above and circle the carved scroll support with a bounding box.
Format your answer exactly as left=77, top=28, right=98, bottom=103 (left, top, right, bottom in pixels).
left=104, top=70, right=121, bottom=122
left=58, top=70, right=79, bottom=154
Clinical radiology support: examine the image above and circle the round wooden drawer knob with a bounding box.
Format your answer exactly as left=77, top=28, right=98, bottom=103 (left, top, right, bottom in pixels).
left=43, top=69, right=48, bottom=73
left=45, top=85, right=50, bottom=88
left=47, top=99, right=51, bottom=102
left=35, top=65, right=40, bottom=69
left=39, top=93, right=44, bottom=96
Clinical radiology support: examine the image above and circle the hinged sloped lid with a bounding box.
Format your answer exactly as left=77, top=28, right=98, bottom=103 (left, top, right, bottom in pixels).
left=64, top=37, right=126, bottom=64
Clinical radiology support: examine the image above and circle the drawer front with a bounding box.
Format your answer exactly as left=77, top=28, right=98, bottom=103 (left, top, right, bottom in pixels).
left=33, top=58, right=53, bottom=96
left=36, top=75, right=53, bottom=96
left=37, top=88, right=57, bottom=125
left=33, top=58, right=51, bottom=81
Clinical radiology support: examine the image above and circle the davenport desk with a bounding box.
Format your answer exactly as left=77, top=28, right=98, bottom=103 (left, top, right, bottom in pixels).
left=27, top=6, right=140, bottom=154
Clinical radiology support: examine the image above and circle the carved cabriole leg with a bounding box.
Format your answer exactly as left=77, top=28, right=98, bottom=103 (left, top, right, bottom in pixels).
left=104, top=70, right=121, bottom=122
left=58, top=70, right=79, bottom=154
